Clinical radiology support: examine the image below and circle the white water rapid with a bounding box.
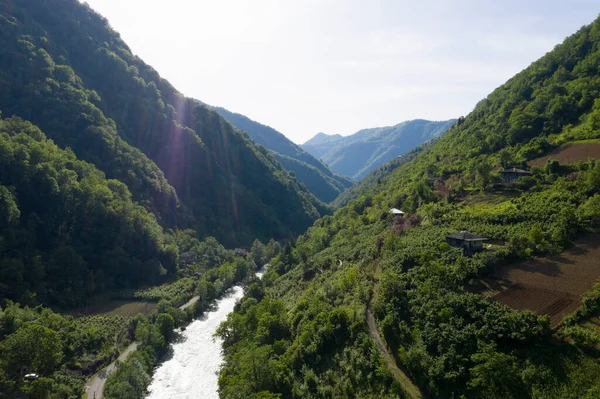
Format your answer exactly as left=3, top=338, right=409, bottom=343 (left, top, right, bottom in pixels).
left=146, top=268, right=264, bottom=398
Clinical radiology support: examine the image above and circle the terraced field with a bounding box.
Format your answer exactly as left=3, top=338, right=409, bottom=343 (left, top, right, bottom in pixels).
left=476, top=234, right=600, bottom=326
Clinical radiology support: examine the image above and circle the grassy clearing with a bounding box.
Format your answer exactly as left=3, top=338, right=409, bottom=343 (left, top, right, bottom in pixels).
left=458, top=191, right=520, bottom=214
left=132, top=277, right=198, bottom=306
left=70, top=300, right=157, bottom=317
left=570, top=138, right=600, bottom=145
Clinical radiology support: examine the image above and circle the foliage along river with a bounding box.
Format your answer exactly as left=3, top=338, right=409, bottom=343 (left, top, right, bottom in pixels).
left=146, top=270, right=263, bottom=399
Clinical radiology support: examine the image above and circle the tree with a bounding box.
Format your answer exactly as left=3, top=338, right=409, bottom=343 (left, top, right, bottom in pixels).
left=527, top=224, right=549, bottom=254
left=498, top=148, right=513, bottom=169
left=23, top=377, right=54, bottom=399
left=468, top=342, right=525, bottom=398
left=267, top=239, right=281, bottom=258
left=578, top=194, right=600, bottom=227
left=545, top=159, right=560, bottom=174
left=587, top=162, right=600, bottom=191
left=135, top=322, right=164, bottom=352
left=250, top=239, right=268, bottom=267
left=156, top=313, right=175, bottom=342
left=0, top=186, right=20, bottom=227
left=0, top=324, right=63, bottom=378
left=476, top=161, right=493, bottom=189
left=246, top=283, right=264, bottom=301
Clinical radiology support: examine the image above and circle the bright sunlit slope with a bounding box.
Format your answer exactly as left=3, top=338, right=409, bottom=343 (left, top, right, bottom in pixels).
left=216, top=16, right=600, bottom=399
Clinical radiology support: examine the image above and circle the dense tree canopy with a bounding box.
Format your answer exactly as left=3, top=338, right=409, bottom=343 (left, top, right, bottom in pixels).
left=0, top=0, right=325, bottom=247
left=0, top=116, right=177, bottom=305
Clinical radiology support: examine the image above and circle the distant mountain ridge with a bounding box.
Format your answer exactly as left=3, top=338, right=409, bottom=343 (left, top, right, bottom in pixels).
left=305, top=132, right=344, bottom=148
left=211, top=106, right=354, bottom=203
left=302, top=119, right=456, bottom=180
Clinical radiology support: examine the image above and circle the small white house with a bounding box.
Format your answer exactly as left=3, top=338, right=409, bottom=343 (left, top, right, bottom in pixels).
left=388, top=208, right=405, bottom=215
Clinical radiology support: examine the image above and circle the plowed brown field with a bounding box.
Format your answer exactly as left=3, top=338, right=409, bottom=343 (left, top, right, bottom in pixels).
left=528, top=143, right=600, bottom=167
left=476, top=235, right=600, bottom=326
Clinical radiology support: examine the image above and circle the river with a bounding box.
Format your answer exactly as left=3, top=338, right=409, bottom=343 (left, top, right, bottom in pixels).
left=146, top=270, right=263, bottom=399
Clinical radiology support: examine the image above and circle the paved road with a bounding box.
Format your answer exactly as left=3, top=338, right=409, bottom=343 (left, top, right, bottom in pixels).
left=85, top=295, right=200, bottom=399
left=85, top=342, right=138, bottom=399
left=178, top=296, right=199, bottom=310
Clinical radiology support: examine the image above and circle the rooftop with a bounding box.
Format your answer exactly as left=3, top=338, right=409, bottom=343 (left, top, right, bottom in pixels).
left=388, top=208, right=405, bottom=215
left=446, top=231, right=488, bottom=241
left=500, top=167, right=532, bottom=175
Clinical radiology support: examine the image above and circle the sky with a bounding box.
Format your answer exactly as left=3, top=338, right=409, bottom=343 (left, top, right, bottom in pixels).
left=83, top=0, right=599, bottom=144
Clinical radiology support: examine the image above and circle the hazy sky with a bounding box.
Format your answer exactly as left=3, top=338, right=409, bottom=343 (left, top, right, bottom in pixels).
left=83, top=0, right=599, bottom=144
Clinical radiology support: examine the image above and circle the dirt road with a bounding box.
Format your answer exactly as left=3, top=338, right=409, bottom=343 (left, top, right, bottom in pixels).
left=367, top=261, right=425, bottom=399
left=366, top=308, right=424, bottom=399
left=85, top=294, right=200, bottom=398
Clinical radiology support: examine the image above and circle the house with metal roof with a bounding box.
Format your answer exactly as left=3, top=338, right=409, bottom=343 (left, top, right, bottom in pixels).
left=499, top=167, right=532, bottom=186
left=446, top=231, right=488, bottom=255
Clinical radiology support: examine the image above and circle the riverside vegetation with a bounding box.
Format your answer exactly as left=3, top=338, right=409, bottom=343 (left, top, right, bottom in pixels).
left=102, top=238, right=281, bottom=399
left=216, top=16, right=600, bottom=399
left=0, top=224, right=277, bottom=398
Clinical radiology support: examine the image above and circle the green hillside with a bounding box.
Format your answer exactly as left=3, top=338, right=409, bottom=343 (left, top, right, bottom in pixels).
left=217, top=17, right=600, bottom=398
left=0, top=116, right=177, bottom=307
left=0, top=0, right=325, bottom=248
left=302, top=119, right=456, bottom=180
left=213, top=106, right=354, bottom=202
left=331, top=145, right=427, bottom=209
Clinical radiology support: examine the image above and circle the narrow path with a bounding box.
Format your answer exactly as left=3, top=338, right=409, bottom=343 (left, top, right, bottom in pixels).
left=85, top=295, right=200, bottom=399
left=367, top=263, right=425, bottom=399
left=366, top=307, right=424, bottom=399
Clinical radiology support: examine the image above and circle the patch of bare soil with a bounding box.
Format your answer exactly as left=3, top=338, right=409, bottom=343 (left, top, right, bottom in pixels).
left=477, top=235, right=600, bottom=326
left=528, top=143, right=600, bottom=167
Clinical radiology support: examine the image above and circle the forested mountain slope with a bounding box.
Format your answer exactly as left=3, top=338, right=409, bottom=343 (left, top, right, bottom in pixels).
left=331, top=145, right=427, bottom=209
left=0, top=0, right=325, bottom=247
left=212, top=106, right=354, bottom=202
left=0, top=116, right=176, bottom=307
left=217, top=17, right=600, bottom=398
left=302, top=119, right=456, bottom=180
